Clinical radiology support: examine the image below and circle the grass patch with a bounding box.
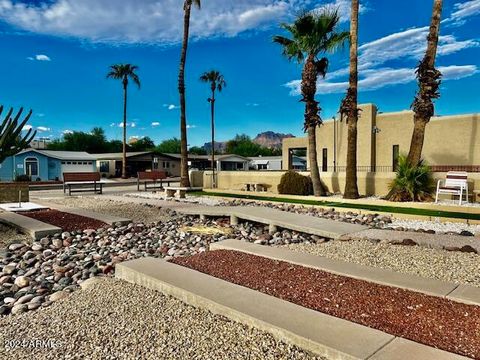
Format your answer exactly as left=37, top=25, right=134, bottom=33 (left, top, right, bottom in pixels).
left=190, top=191, right=480, bottom=221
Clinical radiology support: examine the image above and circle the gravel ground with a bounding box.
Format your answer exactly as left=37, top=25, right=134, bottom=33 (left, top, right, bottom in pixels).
left=0, top=278, right=323, bottom=360
left=0, top=222, right=30, bottom=249
left=386, top=218, right=480, bottom=234
left=281, top=240, right=480, bottom=287
left=42, top=196, right=175, bottom=223
left=173, top=250, right=480, bottom=359
left=126, top=192, right=223, bottom=206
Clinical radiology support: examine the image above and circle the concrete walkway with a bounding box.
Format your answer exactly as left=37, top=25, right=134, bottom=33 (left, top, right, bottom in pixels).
left=116, top=257, right=468, bottom=360
left=104, top=195, right=367, bottom=240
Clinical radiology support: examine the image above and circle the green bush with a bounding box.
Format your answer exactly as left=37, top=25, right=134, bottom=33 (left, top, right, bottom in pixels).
left=15, top=174, right=31, bottom=182
left=278, top=171, right=313, bottom=195
left=388, top=155, right=435, bottom=202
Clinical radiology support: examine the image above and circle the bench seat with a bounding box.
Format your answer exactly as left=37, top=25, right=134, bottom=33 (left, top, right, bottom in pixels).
left=63, top=172, right=103, bottom=196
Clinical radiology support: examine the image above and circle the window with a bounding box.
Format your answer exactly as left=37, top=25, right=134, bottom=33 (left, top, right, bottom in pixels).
left=258, top=164, right=268, bottom=170
left=162, top=161, right=170, bottom=168
left=61, top=161, right=66, bottom=165
left=392, top=145, right=400, bottom=171
left=99, top=161, right=110, bottom=173
left=322, top=148, right=328, bottom=172
left=25, top=157, right=39, bottom=177
left=67, top=161, right=71, bottom=165
left=83, top=162, right=88, bottom=165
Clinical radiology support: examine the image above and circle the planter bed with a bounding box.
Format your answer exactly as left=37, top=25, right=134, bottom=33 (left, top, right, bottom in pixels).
left=19, top=209, right=107, bottom=232
left=171, top=249, right=480, bottom=359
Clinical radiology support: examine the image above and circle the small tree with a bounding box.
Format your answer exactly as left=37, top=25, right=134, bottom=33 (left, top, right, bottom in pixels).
left=0, top=106, right=36, bottom=164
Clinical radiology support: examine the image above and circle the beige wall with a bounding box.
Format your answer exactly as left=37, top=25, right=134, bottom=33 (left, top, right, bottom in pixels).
left=0, top=183, right=29, bottom=203
left=283, top=104, right=480, bottom=171
left=203, top=170, right=480, bottom=197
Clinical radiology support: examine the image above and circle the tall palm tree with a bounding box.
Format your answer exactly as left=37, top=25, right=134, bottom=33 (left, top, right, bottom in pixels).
left=274, top=9, right=349, bottom=196
left=341, top=0, right=360, bottom=199
left=407, top=0, right=443, bottom=166
left=107, top=64, right=140, bottom=179
left=199, top=70, right=226, bottom=189
left=179, top=0, right=201, bottom=187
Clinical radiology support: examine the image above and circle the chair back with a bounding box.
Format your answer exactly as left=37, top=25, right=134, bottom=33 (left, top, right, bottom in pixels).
left=445, top=171, right=468, bottom=188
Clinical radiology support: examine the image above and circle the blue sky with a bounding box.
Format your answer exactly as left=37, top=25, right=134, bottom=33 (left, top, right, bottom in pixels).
left=0, top=0, right=479, bottom=147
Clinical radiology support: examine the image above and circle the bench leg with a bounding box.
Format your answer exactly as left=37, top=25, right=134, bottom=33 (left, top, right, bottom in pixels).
left=100, top=184, right=103, bottom=195
left=178, top=190, right=186, bottom=199
left=166, top=189, right=175, bottom=197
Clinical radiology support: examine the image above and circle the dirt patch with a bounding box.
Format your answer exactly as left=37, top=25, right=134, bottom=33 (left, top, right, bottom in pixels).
left=20, top=209, right=107, bottom=232
left=172, top=250, right=480, bottom=359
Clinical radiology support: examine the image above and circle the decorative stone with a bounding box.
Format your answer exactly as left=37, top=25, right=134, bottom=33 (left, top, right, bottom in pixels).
left=49, top=291, right=69, bottom=302
left=14, top=276, right=30, bottom=288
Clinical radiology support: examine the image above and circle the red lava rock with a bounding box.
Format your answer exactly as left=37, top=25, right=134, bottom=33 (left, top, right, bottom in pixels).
left=172, top=250, right=480, bottom=359
left=20, top=209, right=107, bottom=233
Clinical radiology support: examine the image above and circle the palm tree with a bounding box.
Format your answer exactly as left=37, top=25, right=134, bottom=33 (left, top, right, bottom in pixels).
left=341, top=0, right=360, bottom=199
left=179, top=0, right=201, bottom=187
left=407, top=0, right=443, bottom=166
left=274, top=9, right=349, bottom=196
left=107, top=64, right=140, bottom=179
left=199, top=70, right=226, bottom=188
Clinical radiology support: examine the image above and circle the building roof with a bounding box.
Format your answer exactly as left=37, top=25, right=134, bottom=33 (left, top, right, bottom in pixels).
left=17, top=149, right=95, bottom=161
left=164, top=153, right=250, bottom=161
left=248, top=156, right=282, bottom=161
left=90, top=151, right=153, bottom=160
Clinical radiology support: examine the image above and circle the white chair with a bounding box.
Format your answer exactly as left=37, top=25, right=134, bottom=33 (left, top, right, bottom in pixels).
left=435, top=171, right=468, bottom=205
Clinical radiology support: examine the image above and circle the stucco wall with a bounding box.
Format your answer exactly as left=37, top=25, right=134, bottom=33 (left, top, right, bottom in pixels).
left=204, top=170, right=480, bottom=197
left=0, top=183, right=29, bottom=203
left=283, top=104, right=480, bottom=172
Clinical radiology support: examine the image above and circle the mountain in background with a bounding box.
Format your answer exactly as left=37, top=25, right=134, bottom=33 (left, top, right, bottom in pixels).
left=253, top=131, right=295, bottom=149
left=203, top=141, right=227, bottom=153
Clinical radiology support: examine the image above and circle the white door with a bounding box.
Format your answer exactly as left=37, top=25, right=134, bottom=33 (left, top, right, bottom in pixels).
left=61, top=161, right=94, bottom=180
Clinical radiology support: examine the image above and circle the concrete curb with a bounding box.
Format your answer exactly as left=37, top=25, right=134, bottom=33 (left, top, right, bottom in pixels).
left=210, top=240, right=480, bottom=306
left=115, top=257, right=467, bottom=360
left=0, top=211, right=60, bottom=240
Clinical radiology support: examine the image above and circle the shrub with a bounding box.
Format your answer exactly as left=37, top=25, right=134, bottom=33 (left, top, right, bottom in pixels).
left=278, top=171, right=313, bottom=195
left=15, top=174, right=31, bottom=182
left=387, top=155, right=435, bottom=202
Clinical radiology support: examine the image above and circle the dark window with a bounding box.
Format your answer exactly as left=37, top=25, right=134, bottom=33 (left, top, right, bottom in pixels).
left=392, top=145, right=400, bottom=171
left=25, top=157, right=38, bottom=177
left=99, top=161, right=109, bottom=172
left=322, top=148, right=328, bottom=172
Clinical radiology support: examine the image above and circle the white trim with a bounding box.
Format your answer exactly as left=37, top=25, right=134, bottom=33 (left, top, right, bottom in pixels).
left=24, top=156, right=39, bottom=177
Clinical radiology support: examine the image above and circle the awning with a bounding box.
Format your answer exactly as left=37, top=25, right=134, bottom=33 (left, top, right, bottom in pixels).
left=254, top=160, right=269, bottom=165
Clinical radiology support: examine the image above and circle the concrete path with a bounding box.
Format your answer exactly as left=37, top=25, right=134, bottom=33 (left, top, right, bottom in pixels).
left=212, top=239, right=480, bottom=306
left=116, top=257, right=467, bottom=360
left=0, top=211, right=60, bottom=240
left=103, top=195, right=367, bottom=240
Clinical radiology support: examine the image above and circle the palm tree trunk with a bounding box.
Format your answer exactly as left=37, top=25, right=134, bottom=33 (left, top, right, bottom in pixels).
left=343, top=0, right=360, bottom=199
left=302, top=54, right=325, bottom=196
left=178, top=2, right=192, bottom=187
left=407, top=0, right=442, bottom=166
left=122, top=82, right=128, bottom=179
left=210, top=88, right=216, bottom=188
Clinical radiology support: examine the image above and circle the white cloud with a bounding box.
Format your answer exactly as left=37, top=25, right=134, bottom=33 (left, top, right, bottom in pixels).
left=186, top=124, right=197, bottom=129
left=284, top=19, right=480, bottom=95
left=118, top=122, right=136, bottom=128
left=286, top=65, right=478, bottom=95
left=22, top=124, right=32, bottom=131
left=36, top=113, right=45, bottom=117
left=246, top=102, right=260, bottom=107
left=151, top=121, right=160, bottom=127
left=27, top=54, right=51, bottom=61
left=109, top=122, right=116, bottom=127
left=449, top=0, right=480, bottom=22
left=313, top=0, right=368, bottom=23
left=0, top=0, right=301, bottom=45
left=37, top=126, right=51, bottom=132
left=62, top=129, right=73, bottom=134
left=163, top=103, right=179, bottom=110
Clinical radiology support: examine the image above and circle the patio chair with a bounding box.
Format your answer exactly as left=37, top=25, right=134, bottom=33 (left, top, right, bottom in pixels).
left=435, top=171, right=468, bottom=205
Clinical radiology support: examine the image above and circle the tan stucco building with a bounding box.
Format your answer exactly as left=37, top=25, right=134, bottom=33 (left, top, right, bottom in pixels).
left=283, top=104, right=480, bottom=174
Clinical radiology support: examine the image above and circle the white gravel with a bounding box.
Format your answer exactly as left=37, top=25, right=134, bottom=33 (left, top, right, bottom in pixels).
left=42, top=196, right=175, bottom=224
left=125, top=192, right=223, bottom=206
left=386, top=218, right=480, bottom=235
left=0, top=222, right=31, bottom=248
left=281, top=240, right=480, bottom=287
left=0, top=278, right=324, bottom=360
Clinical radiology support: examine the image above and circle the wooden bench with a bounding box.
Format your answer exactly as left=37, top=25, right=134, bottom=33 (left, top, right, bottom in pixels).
left=63, top=172, right=103, bottom=196
left=435, top=171, right=469, bottom=205
left=164, top=186, right=190, bottom=199
left=137, top=171, right=171, bottom=191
